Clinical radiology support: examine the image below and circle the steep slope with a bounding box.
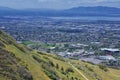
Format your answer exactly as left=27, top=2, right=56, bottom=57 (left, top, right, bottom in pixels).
left=0, top=30, right=86, bottom=80
left=1, top=30, right=120, bottom=80
left=0, top=31, right=49, bottom=80
left=0, top=30, right=33, bottom=80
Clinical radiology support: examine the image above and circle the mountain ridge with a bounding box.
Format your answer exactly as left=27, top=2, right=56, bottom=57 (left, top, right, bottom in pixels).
left=67, top=6, right=120, bottom=13
left=0, top=6, right=120, bottom=17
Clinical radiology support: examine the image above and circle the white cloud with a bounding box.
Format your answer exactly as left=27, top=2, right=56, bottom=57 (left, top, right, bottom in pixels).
left=38, top=0, right=57, bottom=2
left=38, top=0, right=47, bottom=2
left=0, top=0, right=119, bottom=9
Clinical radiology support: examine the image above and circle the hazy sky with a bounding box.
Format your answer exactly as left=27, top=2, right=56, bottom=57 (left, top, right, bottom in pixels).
left=0, top=0, right=120, bottom=9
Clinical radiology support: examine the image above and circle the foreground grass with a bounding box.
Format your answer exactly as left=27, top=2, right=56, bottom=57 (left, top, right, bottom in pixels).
left=5, top=45, right=50, bottom=80
left=70, top=59, right=120, bottom=80
left=1, top=30, right=120, bottom=80
left=2, top=44, right=120, bottom=80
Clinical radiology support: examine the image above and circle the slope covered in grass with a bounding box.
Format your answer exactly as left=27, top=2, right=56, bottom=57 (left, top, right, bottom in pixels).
left=0, top=30, right=33, bottom=80
left=0, top=30, right=120, bottom=80
left=0, top=30, right=85, bottom=80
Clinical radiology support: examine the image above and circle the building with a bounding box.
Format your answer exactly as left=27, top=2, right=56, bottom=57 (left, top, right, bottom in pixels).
left=98, top=55, right=116, bottom=61
left=101, top=48, right=120, bottom=55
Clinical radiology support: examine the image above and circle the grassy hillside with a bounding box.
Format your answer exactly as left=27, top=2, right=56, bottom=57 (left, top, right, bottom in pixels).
left=0, top=30, right=120, bottom=80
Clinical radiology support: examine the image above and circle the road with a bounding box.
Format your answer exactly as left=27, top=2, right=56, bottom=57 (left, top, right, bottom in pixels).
left=68, top=62, right=89, bottom=80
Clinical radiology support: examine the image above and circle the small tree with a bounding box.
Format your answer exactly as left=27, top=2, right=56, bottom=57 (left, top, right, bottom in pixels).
left=71, top=77, right=74, bottom=80
left=56, top=63, right=59, bottom=69
left=75, top=77, right=78, bottom=80
left=61, top=66, right=64, bottom=72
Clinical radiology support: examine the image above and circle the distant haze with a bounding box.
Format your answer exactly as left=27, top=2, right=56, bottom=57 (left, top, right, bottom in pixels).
left=0, top=0, right=120, bottom=9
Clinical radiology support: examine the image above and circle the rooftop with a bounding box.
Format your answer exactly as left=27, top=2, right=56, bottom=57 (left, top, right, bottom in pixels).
left=101, top=48, right=120, bottom=52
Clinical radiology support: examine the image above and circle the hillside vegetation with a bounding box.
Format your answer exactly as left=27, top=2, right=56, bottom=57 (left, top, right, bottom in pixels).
left=0, top=30, right=120, bottom=80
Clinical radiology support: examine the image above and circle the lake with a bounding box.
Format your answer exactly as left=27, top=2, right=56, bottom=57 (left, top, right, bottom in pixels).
left=50, top=16, right=120, bottom=21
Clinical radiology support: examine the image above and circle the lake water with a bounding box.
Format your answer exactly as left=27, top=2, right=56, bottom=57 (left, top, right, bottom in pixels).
left=50, top=16, right=120, bottom=21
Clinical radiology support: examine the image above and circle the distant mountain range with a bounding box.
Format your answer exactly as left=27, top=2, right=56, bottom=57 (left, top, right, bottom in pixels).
left=0, top=6, right=120, bottom=17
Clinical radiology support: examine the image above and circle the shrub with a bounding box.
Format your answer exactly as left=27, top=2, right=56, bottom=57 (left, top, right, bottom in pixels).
left=98, top=64, right=108, bottom=72
left=18, top=66, right=33, bottom=80
left=0, top=41, right=5, bottom=47
left=49, top=61, right=55, bottom=67
left=37, top=51, right=45, bottom=55
left=66, top=68, right=74, bottom=73
left=41, top=63, right=59, bottom=80
left=53, top=55, right=65, bottom=62
left=32, top=55, right=46, bottom=63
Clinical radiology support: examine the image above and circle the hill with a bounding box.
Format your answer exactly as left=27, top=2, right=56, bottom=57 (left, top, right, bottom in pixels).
left=67, top=6, right=120, bottom=13
left=1, top=30, right=120, bottom=80
left=0, top=6, right=17, bottom=16
left=0, top=6, right=14, bottom=11
left=64, top=6, right=120, bottom=17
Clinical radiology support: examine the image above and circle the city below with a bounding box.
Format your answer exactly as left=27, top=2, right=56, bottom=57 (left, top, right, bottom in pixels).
left=1, top=16, right=120, bottom=69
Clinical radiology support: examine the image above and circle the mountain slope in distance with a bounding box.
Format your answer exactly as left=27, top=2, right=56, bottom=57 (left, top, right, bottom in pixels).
left=0, top=6, right=120, bottom=17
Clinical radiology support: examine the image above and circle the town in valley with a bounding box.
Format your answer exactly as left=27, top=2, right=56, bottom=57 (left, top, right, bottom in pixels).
left=1, top=16, right=120, bottom=69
